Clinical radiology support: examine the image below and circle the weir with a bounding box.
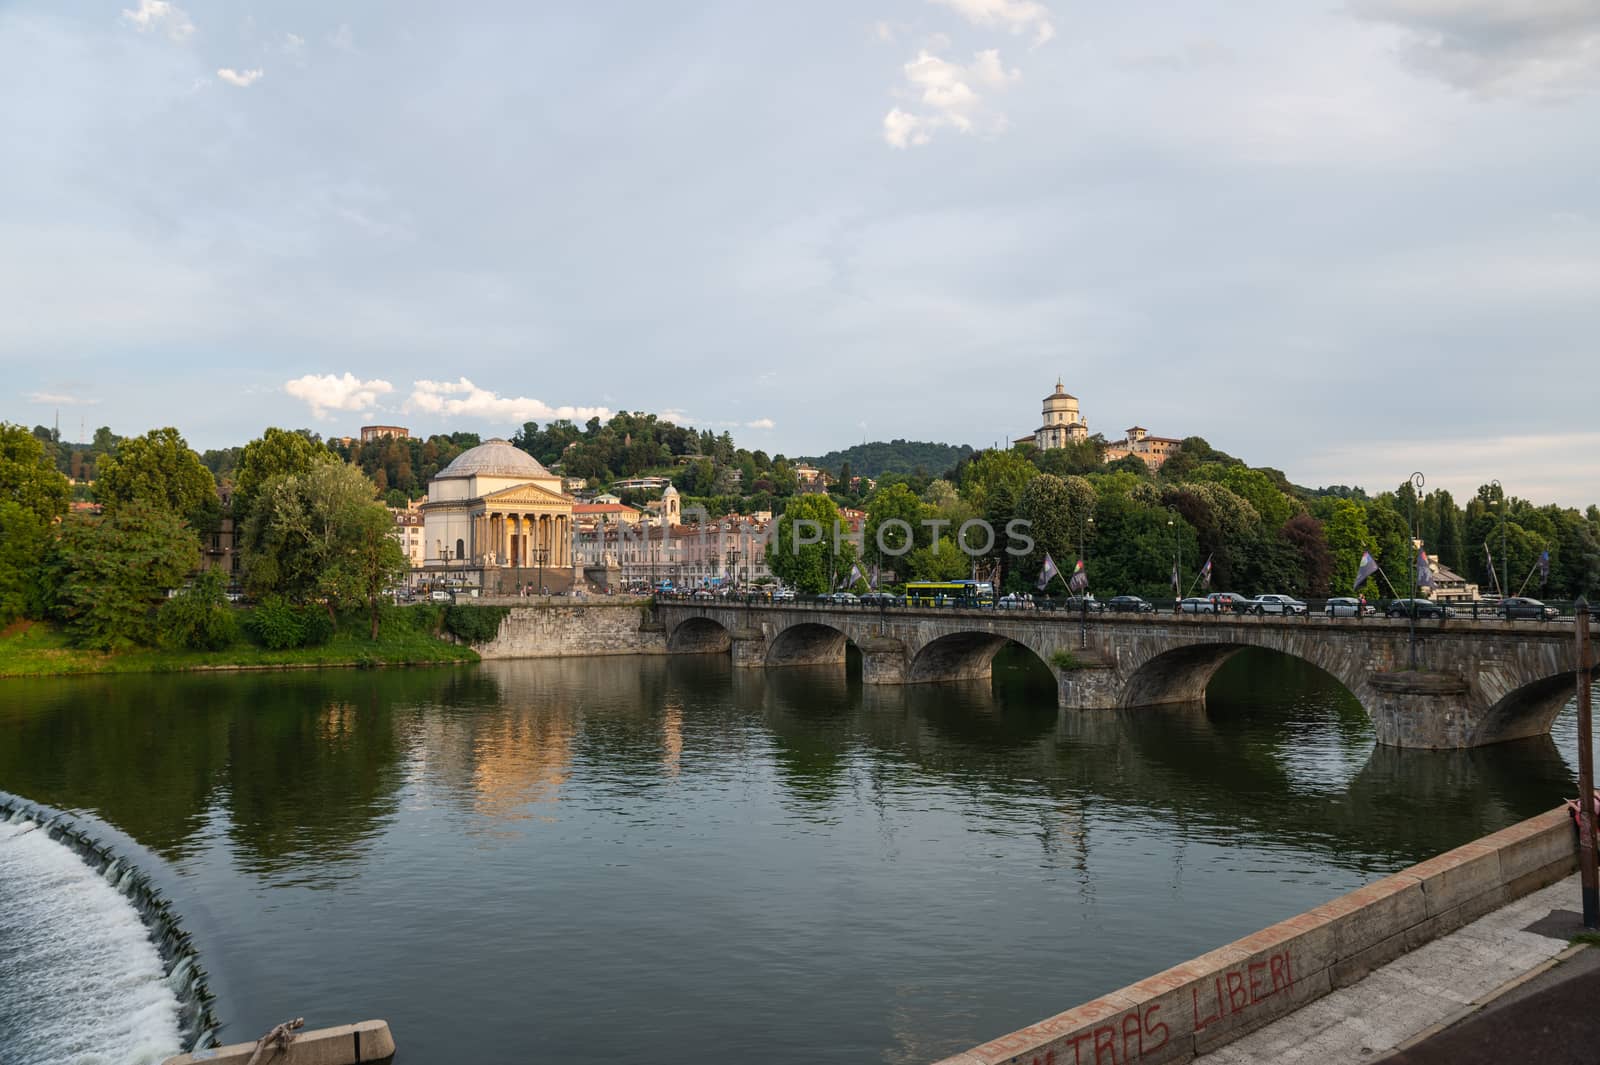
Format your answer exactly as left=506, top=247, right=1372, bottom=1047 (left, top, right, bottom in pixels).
left=0, top=795, right=220, bottom=1062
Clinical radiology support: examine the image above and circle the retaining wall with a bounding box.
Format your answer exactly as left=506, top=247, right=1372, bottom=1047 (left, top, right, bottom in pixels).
left=161, top=1020, right=394, bottom=1065
left=935, top=807, right=1578, bottom=1065
left=469, top=600, right=668, bottom=659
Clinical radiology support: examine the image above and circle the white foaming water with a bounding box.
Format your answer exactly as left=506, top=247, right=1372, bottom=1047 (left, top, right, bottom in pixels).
left=0, top=819, right=182, bottom=1065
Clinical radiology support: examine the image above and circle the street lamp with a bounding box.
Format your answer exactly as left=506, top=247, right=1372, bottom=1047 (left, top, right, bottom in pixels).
left=533, top=546, right=549, bottom=596
left=727, top=547, right=739, bottom=594
left=1077, top=513, right=1096, bottom=648
left=1489, top=478, right=1508, bottom=600
left=1408, top=471, right=1425, bottom=670
left=1168, top=513, right=1179, bottom=613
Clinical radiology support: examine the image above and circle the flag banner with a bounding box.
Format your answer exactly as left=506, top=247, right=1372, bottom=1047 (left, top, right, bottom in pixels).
left=1415, top=547, right=1433, bottom=592
left=1036, top=553, right=1060, bottom=591
left=1484, top=542, right=1497, bottom=593
left=1068, top=558, right=1088, bottom=593
left=841, top=563, right=865, bottom=590
left=1538, top=550, right=1550, bottom=584
left=1198, top=554, right=1213, bottom=589
left=1170, top=562, right=1180, bottom=595
left=1354, top=550, right=1379, bottom=591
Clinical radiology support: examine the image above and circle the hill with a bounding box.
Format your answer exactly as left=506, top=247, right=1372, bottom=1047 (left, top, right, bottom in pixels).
left=799, top=439, right=975, bottom=479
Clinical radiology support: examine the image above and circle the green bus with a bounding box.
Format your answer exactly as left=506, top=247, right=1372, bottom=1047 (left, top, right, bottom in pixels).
left=903, top=580, right=994, bottom=607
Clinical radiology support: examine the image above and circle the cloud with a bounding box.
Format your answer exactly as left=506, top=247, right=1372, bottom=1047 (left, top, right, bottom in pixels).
left=217, top=67, right=264, bottom=88
left=883, top=48, right=1021, bottom=147
left=25, top=391, right=99, bottom=406
left=285, top=373, right=394, bottom=419
left=745, top=418, right=776, bottom=430
left=405, top=378, right=613, bottom=424
left=1348, top=0, right=1600, bottom=98
left=930, top=0, right=1056, bottom=47
left=120, top=0, right=194, bottom=42
left=282, top=33, right=306, bottom=65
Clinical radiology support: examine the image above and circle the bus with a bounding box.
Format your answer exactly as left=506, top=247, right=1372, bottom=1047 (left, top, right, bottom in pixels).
left=903, top=581, right=995, bottom=607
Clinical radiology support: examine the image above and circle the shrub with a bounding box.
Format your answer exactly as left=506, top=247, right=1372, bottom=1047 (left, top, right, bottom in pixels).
left=245, top=597, right=334, bottom=650
left=444, top=605, right=509, bottom=644
left=155, top=571, right=238, bottom=651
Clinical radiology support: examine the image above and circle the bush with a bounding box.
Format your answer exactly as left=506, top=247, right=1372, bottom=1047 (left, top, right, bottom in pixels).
left=155, top=571, right=238, bottom=651
left=244, top=597, right=334, bottom=650
left=444, top=605, right=509, bottom=644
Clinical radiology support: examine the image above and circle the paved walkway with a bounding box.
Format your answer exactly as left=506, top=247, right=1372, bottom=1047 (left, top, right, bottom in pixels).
left=1198, top=874, right=1591, bottom=1064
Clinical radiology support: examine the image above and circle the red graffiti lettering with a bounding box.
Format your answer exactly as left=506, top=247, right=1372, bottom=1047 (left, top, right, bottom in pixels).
left=1226, top=970, right=1248, bottom=1012
left=1093, top=1025, right=1119, bottom=1065
left=1143, top=1005, right=1169, bottom=1052
left=1247, top=960, right=1267, bottom=1004
left=1193, top=980, right=1223, bottom=1031
left=1067, top=1029, right=1095, bottom=1065
left=1121, top=1011, right=1142, bottom=1061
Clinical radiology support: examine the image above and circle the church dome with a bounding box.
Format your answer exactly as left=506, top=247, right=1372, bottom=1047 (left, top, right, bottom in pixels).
left=434, top=439, right=552, bottom=480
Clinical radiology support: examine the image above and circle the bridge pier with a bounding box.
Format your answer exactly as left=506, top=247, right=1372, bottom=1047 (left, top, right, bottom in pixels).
left=858, top=637, right=908, bottom=685
left=1366, top=671, right=1473, bottom=748
left=1057, top=661, right=1119, bottom=711
left=729, top=629, right=768, bottom=669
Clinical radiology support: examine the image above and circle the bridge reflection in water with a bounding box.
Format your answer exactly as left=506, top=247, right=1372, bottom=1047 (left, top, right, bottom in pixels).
left=0, top=654, right=1582, bottom=1065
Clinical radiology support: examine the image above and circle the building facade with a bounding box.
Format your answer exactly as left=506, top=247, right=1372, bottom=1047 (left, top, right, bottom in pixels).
left=361, top=425, right=410, bottom=443
left=1015, top=382, right=1089, bottom=450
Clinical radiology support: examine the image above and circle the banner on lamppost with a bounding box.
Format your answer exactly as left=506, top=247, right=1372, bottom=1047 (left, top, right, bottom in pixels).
left=1198, top=554, right=1213, bottom=589
left=1068, top=558, right=1088, bottom=593
left=1415, top=547, right=1434, bottom=593
left=1354, top=550, right=1379, bottom=592
left=1037, top=553, right=1060, bottom=591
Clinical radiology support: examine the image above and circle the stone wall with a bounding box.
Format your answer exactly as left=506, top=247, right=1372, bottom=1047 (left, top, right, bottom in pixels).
left=469, top=599, right=668, bottom=659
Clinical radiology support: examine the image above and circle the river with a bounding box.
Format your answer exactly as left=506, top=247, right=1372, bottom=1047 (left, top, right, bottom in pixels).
left=0, top=649, right=1584, bottom=1064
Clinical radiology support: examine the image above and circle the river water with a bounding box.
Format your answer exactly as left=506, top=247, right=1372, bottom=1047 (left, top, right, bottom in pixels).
left=0, top=650, right=1584, bottom=1064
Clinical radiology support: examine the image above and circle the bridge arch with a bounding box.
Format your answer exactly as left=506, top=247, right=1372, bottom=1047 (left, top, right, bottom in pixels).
left=908, top=631, right=1053, bottom=685
left=1473, top=672, right=1581, bottom=746
left=766, top=622, right=853, bottom=668
left=1118, top=640, right=1367, bottom=712
left=667, top=615, right=733, bottom=655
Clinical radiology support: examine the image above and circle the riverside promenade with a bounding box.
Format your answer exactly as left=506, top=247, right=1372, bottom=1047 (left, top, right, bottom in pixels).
left=934, top=807, right=1585, bottom=1065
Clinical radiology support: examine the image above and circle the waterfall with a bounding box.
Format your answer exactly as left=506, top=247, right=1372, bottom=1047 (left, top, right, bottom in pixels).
left=0, top=796, right=220, bottom=1065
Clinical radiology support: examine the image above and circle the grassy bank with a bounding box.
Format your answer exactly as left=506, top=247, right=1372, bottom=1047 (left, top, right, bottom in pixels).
left=0, top=615, right=480, bottom=678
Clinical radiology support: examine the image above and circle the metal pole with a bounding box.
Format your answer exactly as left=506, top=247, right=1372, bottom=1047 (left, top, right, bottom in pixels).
left=1409, top=472, right=1424, bottom=670
left=1576, top=599, right=1597, bottom=929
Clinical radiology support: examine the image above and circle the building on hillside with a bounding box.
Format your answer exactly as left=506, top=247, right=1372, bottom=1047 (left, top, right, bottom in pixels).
left=1014, top=382, right=1089, bottom=450
left=1103, top=426, right=1181, bottom=470
left=391, top=500, right=426, bottom=569
left=419, top=439, right=576, bottom=595
left=361, top=425, right=410, bottom=443
left=612, top=475, right=672, bottom=493
left=1416, top=540, right=1480, bottom=602
left=574, top=502, right=642, bottom=529
left=641, top=484, right=683, bottom=526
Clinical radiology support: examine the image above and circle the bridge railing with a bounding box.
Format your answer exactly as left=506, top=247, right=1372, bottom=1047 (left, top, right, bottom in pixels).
left=654, top=591, right=1589, bottom=624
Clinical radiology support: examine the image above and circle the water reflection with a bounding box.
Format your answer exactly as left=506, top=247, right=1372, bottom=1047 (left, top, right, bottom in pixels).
left=0, top=650, right=1584, bottom=1065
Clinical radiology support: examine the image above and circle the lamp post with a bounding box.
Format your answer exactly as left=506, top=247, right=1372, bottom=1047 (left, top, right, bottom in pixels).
left=1489, top=478, right=1508, bottom=600
left=1168, top=513, right=1179, bottom=614
left=1077, top=513, right=1095, bottom=648
left=533, top=546, right=549, bottom=596
left=1408, top=471, right=1425, bottom=670
left=727, top=547, right=739, bottom=594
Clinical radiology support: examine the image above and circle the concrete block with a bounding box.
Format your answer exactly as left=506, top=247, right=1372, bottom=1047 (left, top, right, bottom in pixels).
left=1307, top=873, right=1427, bottom=961
left=162, top=1020, right=395, bottom=1065
left=967, top=993, right=1141, bottom=1065
left=1405, top=840, right=1503, bottom=918
left=1477, top=810, right=1575, bottom=883
left=1328, top=927, right=1410, bottom=988
left=1190, top=964, right=1331, bottom=1055
left=1504, top=854, right=1579, bottom=900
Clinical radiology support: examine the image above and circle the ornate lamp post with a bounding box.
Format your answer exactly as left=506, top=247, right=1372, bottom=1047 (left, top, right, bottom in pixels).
left=1489, top=478, right=1508, bottom=600
left=1408, top=471, right=1425, bottom=670
left=533, top=546, right=549, bottom=596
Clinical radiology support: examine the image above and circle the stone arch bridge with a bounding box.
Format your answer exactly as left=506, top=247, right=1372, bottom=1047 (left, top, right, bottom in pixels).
left=655, top=601, right=1595, bottom=750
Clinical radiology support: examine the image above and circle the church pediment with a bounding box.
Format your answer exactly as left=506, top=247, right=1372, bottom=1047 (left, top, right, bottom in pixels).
left=478, top=482, right=574, bottom=507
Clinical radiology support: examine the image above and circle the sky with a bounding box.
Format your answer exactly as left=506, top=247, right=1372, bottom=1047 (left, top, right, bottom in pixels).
left=2, top=0, right=1598, bottom=506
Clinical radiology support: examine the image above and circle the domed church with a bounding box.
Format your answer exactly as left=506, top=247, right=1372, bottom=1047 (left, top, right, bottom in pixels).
left=420, top=439, right=576, bottom=593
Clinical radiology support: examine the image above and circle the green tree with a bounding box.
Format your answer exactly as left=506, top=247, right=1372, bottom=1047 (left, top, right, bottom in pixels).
left=1323, top=498, right=1372, bottom=594
left=155, top=568, right=238, bottom=650
left=0, top=421, right=71, bottom=521
left=864, top=483, right=928, bottom=573
left=958, top=448, right=1037, bottom=515
left=766, top=494, right=850, bottom=593
left=0, top=502, right=50, bottom=623
left=908, top=538, right=969, bottom=581
left=95, top=427, right=219, bottom=526
left=1015, top=474, right=1095, bottom=588
left=233, top=427, right=337, bottom=521
left=50, top=502, right=201, bottom=649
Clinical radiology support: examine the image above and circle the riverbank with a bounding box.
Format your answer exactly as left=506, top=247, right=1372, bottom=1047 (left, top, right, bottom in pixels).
left=0, top=618, right=479, bottom=678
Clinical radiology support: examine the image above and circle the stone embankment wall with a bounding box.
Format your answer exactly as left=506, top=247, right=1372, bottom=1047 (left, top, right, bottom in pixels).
left=469, top=599, right=669, bottom=659
left=934, top=807, right=1579, bottom=1065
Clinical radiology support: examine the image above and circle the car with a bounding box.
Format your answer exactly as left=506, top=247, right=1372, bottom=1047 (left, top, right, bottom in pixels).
left=1207, top=592, right=1254, bottom=614
left=1179, top=597, right=1216, bottom=614
left=1251, top=594, right=1307, bottom=616
left=771, top=588, right=796, bottom=602
left=430, top=590, right=452, bottom=602
left=1059, top=595, right=1105, bottom=613
left=1324, top=597, right=1375, bottom=617
left=859, top=591, right=899, bottom=606
left=1385, top=598, right=1455, bottom=619
left=1107, top=595, right=1155, bottom=614
left=1497, top=596, right=1559, bottom=621
left=691, top=589, right=716, bottom=600
left=997, top=592, right=1033, bottom=610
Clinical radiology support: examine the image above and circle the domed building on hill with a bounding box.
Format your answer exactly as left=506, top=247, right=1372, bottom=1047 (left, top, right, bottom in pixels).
left=420, top=439, right=576, bottom=593
left=1014, top=381, right=1089, bottom=450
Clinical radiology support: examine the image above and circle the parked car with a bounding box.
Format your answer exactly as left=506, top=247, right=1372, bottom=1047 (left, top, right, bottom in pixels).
left=1385, top=598, right=1455, bottom=619
left=1324, top=597, right=1375, bottom=617
left=860, top=591, right=899, bottom=606
left=818, top=591, right=860, bottom=604
left=1251, top=594, right=1308, bottom=616
left=1497, top=596, right=1559, bottom=621
left=430, top=590, right=452, bottom=602
left=1207, top=592, right=1254, bottom=614
left=1060, top=595, right=1105, bottom=613
left=1107, top=595, right=1155, bottom=614
left=691, top=589, right=716, bottom=600
left=996, top=593, right=1032, bottom=610
left=1179, top=597, right=1216, bottom=614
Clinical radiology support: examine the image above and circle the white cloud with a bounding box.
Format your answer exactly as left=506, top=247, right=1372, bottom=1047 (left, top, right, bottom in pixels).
left=285, top=373, right=394, bottom=419
left=745, top=418, right=776, bottom=430
left=883, top=48, right=1021, bottom=147
left=329, top=24, right=355, bottom=52
left=930, top=0, right=1056, bottom=47
left=405, top=378, right=613, bottom=424
left=283, top=33, right=306, bottom=65
left=217, top=67, right=264, bottom=88
left=1348, top=0, right=1600, bottom=98
left=25, top=391, right=98, bottom=406
left=121, top=0, right=194, bottom=42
